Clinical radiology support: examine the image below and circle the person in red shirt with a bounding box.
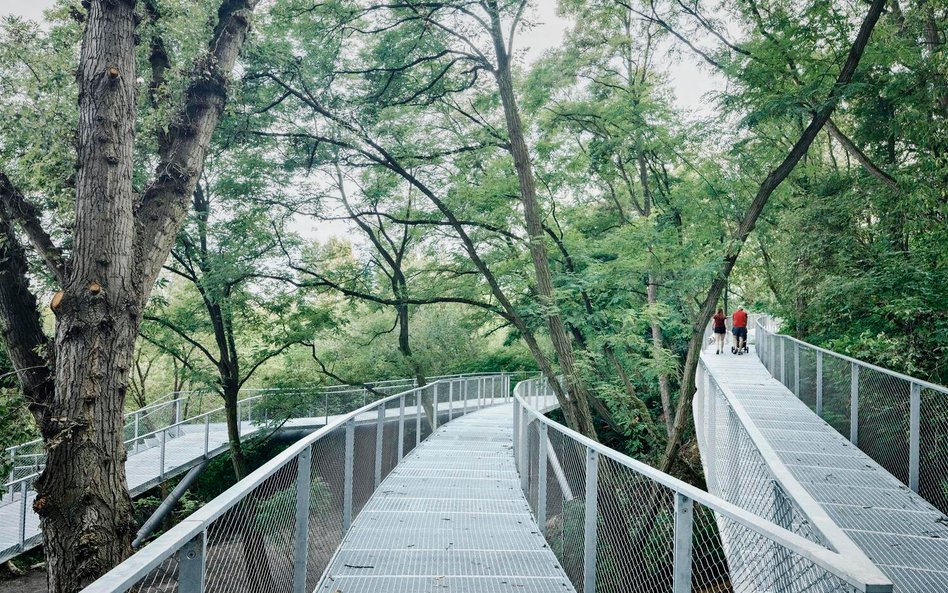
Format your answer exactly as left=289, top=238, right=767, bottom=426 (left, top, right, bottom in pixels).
left=712, top=308, right=727, bottom=354
left=731, top=306, right=748, bottom=354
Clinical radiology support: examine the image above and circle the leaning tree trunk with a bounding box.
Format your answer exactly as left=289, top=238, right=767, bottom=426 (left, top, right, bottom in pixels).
left=660, top=0, right=888, bottom=473
left=486, top=1, right=597, bottom=437
left=36, top=1, right=140, bottom=589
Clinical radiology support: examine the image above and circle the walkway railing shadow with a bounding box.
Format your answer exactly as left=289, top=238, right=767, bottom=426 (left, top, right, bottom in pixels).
left=514, top=377, right=893, bottom=593
left=79, top=373, right=513, bottom=593
left=755, top=316, right=948, bottom=515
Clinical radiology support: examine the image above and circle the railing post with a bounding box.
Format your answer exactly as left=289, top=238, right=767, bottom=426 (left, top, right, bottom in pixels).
left=18, top=480, right=27, bottom=548
left=374, top=405, right=384, bottom=488
left=513, top=399, right=521, bottom=470
left=462, top=379, right=468, bottom=416
left=175, top=398, right=183, bottom=437
left=134, top=414, right=140, bottom=453
left=398, top=394, right=405, bottom=463
left=780, top=338, right=786, bottom=385
left=433, top=385, right=439, bottom=430
left=816, top=351, right=824, bottom=416
left=448, top=381, right=454, bottom=421
left=793, top=342, right=800, bottom=398
left=159, top=429, right=166, bottom=481
left=343, top=419, right=354, bottom=531
left=672, top=493, right=694, bottom=593
left=415, top=391, right=422, bottom=447
left=583, top=447, right=599, bottom=593
left=909, top=382, right=921, bottom=493
left=520, top=408, right=530, bottom=494
left=178, top=530, right=206, bottom=593
left=537, top=422, right=547, bottom=536
left=203, top=415, right=210, bottom=458
left=850, top=362, right=860, bottom=445
left=293, top=446, right=312, bottom=593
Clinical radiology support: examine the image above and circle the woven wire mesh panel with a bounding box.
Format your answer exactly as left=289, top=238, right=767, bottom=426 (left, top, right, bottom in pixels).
left=711, top=514, right=858, bottom=593
left=402, top=393, right=419, bottom=458
left=856, top=366, right=910, bottom=484
left=351, top=422, right=378, bottom=518
left=781, top=338, right=793, bottom=388
left=820, top=355, right=851, bottom=436
left=690, top=504, right=733, bottom=592
left=544, top=426, right=586, bottom=590
left=380, top=399, right=400, bottom=483
left=707, top=380, right=830, bottom=548
left=799, top=346, right=818, bottom=411
left=204, top=455, right=299, bottom=593
left=305, top=429, right=346, bottom=589
left=124, top=554, right=180, bottom=593
left=919, top=386, right=948, bottom=514
left=595, top=456, right=673, bottom=593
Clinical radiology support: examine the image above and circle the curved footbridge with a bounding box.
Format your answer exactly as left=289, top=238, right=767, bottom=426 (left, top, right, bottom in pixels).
left=79, top=328, right=948, bottom=593
left=696, top=320, right=948, bottom=592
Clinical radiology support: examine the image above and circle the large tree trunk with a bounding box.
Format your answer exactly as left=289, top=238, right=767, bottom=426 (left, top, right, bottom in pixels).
left=486, top=0, right=597, bottom=438
left=648, top=275, right=674, bottom=435
left=37, top=1, right=140, bottom=590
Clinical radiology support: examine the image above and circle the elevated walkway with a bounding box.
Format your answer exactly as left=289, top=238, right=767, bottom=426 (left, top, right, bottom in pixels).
left=699, top=345, right=948, bottom=592
left=315, top=405, right=573, bottom=592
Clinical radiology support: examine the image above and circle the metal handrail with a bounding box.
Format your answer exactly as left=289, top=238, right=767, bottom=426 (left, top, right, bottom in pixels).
left=79, top=373, right=511, bottom=593
left=513, top=378, right=893, bottom=593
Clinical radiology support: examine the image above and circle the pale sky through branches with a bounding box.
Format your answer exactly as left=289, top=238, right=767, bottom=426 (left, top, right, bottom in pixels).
left=1, top=0, right=722, bottom=240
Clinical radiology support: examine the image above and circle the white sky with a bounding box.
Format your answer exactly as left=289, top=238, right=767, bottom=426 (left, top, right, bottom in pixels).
left=1, top=0, right=720, bottom=241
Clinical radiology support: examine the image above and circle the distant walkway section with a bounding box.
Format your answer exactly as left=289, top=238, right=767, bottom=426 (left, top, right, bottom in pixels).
left=315, top=405, right=575, bottom=593
left=698, top=345, right=948, bottom=592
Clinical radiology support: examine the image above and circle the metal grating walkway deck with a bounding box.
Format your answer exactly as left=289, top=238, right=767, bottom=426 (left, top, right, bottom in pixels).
left=315, top=404, right=575, bottom=593
left=702, top=346, right=948, bottom=592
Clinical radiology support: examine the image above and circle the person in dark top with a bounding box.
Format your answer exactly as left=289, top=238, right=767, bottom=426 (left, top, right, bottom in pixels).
left=712, top=308, right=727, bottom=354
left=732, top=306, right=748, bottom=354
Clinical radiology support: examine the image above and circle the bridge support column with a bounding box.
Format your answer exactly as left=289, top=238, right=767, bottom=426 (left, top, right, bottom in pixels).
left=816, top=352, right=824, bottom=416
left=537, top=422, right=547, bottom=536
left=397, top=394, right=405, bottom=462
left=850, top=363, right=860, bottom=445
left=672, top=493, right=693, bottom=593
left=293, top=445, right=312, bottom=593
left=178, top=530, right=206, bottom=593
left=583, top=448, right=599, bottom=593
left=909, top=382, right=921, bottom=492
left=343, top=419, right=354, bottom=531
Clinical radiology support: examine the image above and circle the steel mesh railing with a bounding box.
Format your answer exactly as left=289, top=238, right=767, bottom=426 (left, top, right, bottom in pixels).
left=80, top=373, right=512, bottom=593
left=756, top=316, right=948, bottom=514
left=513, top=377, right=892, bottom=593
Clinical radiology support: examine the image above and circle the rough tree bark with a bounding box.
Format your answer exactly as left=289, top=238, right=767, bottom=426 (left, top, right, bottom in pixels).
left=660, top=0, right=888, bottom=473
left=485, top=0, right=597, bottom=438
left=0, top=1, right=259, bottom=590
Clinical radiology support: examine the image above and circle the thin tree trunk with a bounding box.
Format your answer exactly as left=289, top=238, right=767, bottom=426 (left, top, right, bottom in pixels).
left=486, top=0, right=597, bottom=438
left=648, top=275, right=674, bottom=435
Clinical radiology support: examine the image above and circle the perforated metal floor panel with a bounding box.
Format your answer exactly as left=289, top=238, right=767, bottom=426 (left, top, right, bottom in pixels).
left=315, top=405, right=575, bottom=593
